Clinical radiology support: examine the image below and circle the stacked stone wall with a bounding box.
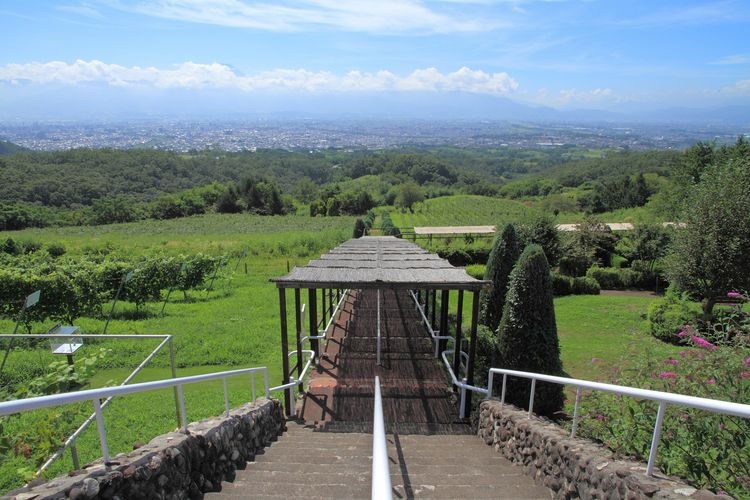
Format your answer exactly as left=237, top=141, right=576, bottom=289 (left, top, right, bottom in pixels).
left=478, top=400, right=730, bottom=499
left=6, top=397, right=284, bottom=499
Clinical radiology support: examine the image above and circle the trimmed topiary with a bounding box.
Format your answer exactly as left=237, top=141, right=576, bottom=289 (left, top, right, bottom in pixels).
left=480, top=223, right=521, bottom=331
left=353, top=218, right=366, bottom=238
left=496, top=244, right=565, bottom=417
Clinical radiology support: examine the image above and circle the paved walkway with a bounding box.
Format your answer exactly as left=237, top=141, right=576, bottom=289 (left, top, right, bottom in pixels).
left=208, top=421, right=553, bottom=499
left=299, top=289, right=459, bottom=428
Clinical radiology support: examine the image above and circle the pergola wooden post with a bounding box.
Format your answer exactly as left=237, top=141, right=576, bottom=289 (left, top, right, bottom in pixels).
left=430, top=290, right=437, bottom=331
left=294, top=288, right=303, bottom=381
left=278, top=288, right=292, bottom=416
left=452, top=290, right=464, bottom=381
left=308, top=288, right=318, bottom=357
left=464, top=291, right=481, bottom=418
left=439, top=289, right=449, bottom=354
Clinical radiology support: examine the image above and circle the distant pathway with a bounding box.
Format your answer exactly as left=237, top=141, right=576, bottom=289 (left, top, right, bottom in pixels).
left=599, top=289, right=660, bottom=298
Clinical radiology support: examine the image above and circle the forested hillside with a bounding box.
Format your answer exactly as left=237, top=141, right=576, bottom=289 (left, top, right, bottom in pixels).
left=0, top=140, right=27, bottom=155
left=1, top=141, right=742, bottom=230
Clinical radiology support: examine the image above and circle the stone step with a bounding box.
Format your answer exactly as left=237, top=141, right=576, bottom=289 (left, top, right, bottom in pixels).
left=210, top=417, right=552, bottom=499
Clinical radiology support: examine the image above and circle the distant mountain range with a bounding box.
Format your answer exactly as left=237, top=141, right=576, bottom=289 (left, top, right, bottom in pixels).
left=1, top=84, right=749, bottom=127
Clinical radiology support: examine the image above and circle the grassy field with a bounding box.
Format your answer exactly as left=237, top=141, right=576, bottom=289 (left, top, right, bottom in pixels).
left=0, top=210, right=674, bottom=492
left=384, top=195, right=540, bottom=230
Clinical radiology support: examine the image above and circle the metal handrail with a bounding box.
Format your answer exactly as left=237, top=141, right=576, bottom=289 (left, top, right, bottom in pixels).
left=487, top=367, right=750, bottom=476
left=320, top=288, right=349, bottom=337
left=441, top=350, right=488, bottom=418
left=0, top=333, right=179, bottom=476
left=371, top=376, right=392, bottom=500
left=271, top=349, right=316, bottom=404
left=408, top=290, right=453, bottom=357
left=0, top=367, right=269, bottom=465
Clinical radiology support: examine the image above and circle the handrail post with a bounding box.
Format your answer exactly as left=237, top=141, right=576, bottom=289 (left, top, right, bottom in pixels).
left=168, top=337, right=181, bottom=430
left=646, top=401, right=667, bottom=476
left=487, top=371, right=494, bottom=398
left=251, top=372, right=257, bottom=402
left=459, top=379, right=468, bottom=418
left=500, top=374, right=507, bottom=406
left=571, top=387, right=582, bottom=438
left=177, top=384, right=187, bottom=432
left=528, top=378, right=536, bottom=418
left=264, top=369, right=270, bottom=398
left=92, top=398, right=110, bottom=464
left=223, top=377, right=230, bottom=417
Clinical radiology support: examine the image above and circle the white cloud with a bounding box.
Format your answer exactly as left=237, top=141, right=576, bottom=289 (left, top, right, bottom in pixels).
left=0, top=60, right=519, bottom=94
left=113, top=0, right=492, bottom=33
left=711, top=54, right=750, bottom=65
left=723, top=79, right=750, bottom=95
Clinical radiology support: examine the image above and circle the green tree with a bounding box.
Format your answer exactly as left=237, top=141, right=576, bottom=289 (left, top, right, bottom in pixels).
left=90, top=196, right=139, bottom=225
left=496, top=244, right=565, bottom=417
left=666, top=156, right=750, bottom=319
left=519, top=215, right=561, bottom=266
left=616, top=223, right=672, bottom=271
left=394, top=183, right=425, bottom=212
left=480, top=223, right=521, bottom=331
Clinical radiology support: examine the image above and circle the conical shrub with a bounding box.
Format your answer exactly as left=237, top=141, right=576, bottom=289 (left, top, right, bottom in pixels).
left=480, top=223, right=521, bottom=331
left=496, top=244, right=565, bottom=417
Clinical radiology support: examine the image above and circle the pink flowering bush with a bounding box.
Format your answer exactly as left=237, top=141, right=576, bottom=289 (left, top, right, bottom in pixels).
left=574, top=326, right=750, bottom=496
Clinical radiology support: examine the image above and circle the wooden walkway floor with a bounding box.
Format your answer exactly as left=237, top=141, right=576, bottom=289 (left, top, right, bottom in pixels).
left=299, top=289, right=461, bottom=429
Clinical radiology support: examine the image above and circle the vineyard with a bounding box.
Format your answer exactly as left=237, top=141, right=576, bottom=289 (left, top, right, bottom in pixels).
left=385, top=195, right=539, bottom=231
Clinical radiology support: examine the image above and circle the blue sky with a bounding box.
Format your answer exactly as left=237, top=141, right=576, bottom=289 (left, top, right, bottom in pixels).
left=1, top=0, right=749, bottom=114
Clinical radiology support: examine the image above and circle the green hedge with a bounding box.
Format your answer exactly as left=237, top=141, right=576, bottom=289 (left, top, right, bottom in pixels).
left=550, top=273, right=600, bottom=296
left=647, top=295, right=701, bottom=343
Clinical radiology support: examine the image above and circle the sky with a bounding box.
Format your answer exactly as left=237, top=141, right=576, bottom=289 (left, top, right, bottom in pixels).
left=1, top=0, right=750, bottom=118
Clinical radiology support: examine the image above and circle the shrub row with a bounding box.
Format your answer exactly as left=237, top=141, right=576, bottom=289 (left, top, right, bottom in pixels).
left=550, top=273, right=600, bottom=296
left=436, top=248, right=491, bottom=267
left=0, top=253, right=221, bottom=328
left=584, top=261, right=661, bottom=290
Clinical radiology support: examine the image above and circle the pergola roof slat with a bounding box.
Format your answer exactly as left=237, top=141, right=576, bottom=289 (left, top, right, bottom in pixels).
left=271, top=236, right=487, bottom=290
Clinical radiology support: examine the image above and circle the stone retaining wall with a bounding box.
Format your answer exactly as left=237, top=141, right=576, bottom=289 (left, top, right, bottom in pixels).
left=5, top=397, right=285, bottom=499
left=478, top=400, right=730, bottom=499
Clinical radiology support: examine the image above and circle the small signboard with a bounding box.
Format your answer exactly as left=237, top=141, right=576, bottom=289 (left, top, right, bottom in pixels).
left=49, top=324, right=83, bottom=355
left=25, top=290, right=41, bottom=308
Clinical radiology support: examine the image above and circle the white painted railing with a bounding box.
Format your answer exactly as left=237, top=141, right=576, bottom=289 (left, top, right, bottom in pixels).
left=438, top=350, right=750, bottom=477
left=409, top=290, right=453, bottom=357
left=440, top=350, right=487, bottom=418
left=305, top=289, right=349, bottom=360
left=487, top=368, right=750, bottom=476
left=0, top=333, right=178, bottom=475
left=271, top=349, right=316, bottom=408
left=371, top=376, right=392, bottom=500
left=0, top=367, right=269, bottom=466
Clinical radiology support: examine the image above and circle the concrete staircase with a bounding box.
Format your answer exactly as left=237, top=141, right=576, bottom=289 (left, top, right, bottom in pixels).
left=208, top=420, right=553, bottom=499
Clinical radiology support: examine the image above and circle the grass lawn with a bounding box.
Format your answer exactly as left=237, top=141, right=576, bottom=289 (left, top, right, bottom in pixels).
left=555, top=294, right=681, bottom=380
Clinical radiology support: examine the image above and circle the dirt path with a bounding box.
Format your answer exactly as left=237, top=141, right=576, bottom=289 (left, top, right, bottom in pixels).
left=600, top=289, right=661, bottom=298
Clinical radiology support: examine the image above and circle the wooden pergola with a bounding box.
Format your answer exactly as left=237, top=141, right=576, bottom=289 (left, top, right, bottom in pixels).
left=270, top=236, right=489, bottom=417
